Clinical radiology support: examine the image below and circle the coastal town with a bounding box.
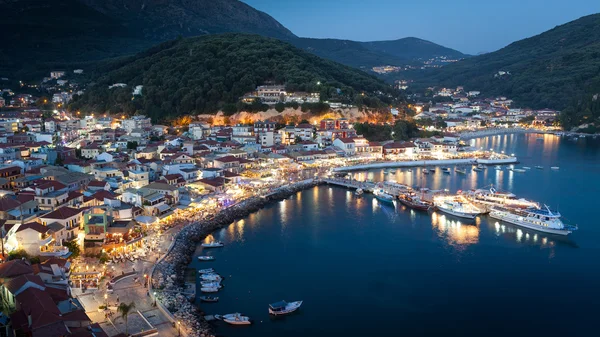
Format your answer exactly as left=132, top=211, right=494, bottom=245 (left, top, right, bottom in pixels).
left=0, top=66, right=587, bottom=337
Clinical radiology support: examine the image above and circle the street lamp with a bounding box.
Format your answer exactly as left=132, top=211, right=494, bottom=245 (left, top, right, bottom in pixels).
left=153, top=292, right=157, bottom=306
left=104, top=293, right=107, bottom=307
left=178, top=321, right=181, bottom=336
left=144, top=274, right=148, bottom=288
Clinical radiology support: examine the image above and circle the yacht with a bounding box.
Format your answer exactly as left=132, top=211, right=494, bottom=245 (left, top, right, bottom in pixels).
left=490, top=206, right=577, bottom=235
left=217, top=313, right=252, bottom=325
left=374, top=189, right=395, bottom=204
left=269, top=300, right=303, bottom=316
left=355, top=188, right=364, bottom=196
left=202, top=241, right=224, bottom=248
left=434, top=199, right=482, bottom=219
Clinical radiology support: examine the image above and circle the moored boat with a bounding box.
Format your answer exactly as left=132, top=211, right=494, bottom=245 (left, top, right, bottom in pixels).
left=217, top=313, right=252, bottom=325
left=200, top=296, right=219, bottom=303
left=535, top=166, right=544, bottom=170
left=200, top=274, right=223, bottom=282
left=422, top=169, right=430, bottom=174
left=429, top=168, right=436, bottom=172
left=355, top=188, right=364, bottom=196
left=198, top=256, right=214, bottom=261
left=201, top=287, right=220, bottom=293
left=477, top=164, right=486, bottom=170
left=269, top=300, right=303, bottom=316
left=398, top=193, right=432, bottom=211
left=494, top=165, right=502, bottom=170
left=473, top=167, right=483, bottom=172
left=455, top=167, right=467, bottom=174
left=462, top=187, right=539, bottom=209
left=434, top=199, right=482, bottom=219
left=374, top=189, right=395, bottom=204
left=551, top=166, right=560, bottom=170
left=199, top=268, right=214, bottom=274
left=510, top=168, right=526, bottom=172
left=489, top=205, right=577, bottom=235
left=442, top=167, right=451, bottom=174
left=202, top=241, right=224, bottom=248
left=523, top=167, right=531, bottom=170
left=200, top=281, right=222, bottom=288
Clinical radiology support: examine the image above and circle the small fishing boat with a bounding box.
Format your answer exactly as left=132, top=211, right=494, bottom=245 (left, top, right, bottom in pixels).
left=455, top=168, right=467, bottom=174
left=551, top=166, right=560, bottom=170
left=398, top=194, right=432, bottom=211
left=355, top=188, right=364, bottom=196
left=473, top=167, right=483, bottom=172
left=510, top=168, right=526, bottom=173
left=198, top=256, right=214, bottom=261
left=429, top=168, right=436, bottom=172
left=217, top=313, right=252, bottom=325
left=383, top=169, right=390, bottom=174
left=200, top=281, right=222, bottom=288
left=535, top=166, right=544, bottom=170
left=442, top=167, right=451, bottom=174
left=269, top=300, right=303, bottom=316
left=202, top=241, right=224, bottom=248
left=200, top=296, right=219, bottom=303
left=199, top=268, right=215, bottom=274
left=523, top=167, right=531, bottom=170
left=390, top=169, right=397, bottom=174
left=494, top=165, right=502, bottom=170
left=201, top=287, right=220, bottom=293
left=374, top=189, right=395, bottom=204
left=422, top=169, right=430, bottom=174
left=477, top=164, right=486, bottom=170
left=200, top=274, right=223, bottom=282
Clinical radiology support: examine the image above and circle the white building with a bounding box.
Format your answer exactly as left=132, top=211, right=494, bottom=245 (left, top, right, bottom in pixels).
left=122, top=115, right=152, bottom=133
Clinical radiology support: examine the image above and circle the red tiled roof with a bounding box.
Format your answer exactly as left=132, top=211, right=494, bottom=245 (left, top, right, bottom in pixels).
left=214, top=156, right=239, bottom=163
left=336, top=138, right=355, bottom=144
left=16, top=222, right=50, bottom=234
left=4, top=274, right=45, bottom=294
left=87, top=180, right=108, bottom=187
left=40, top=207, right=82, bottom=220
left=199, top=177, right=226, bottom=187
left=0, top=196, right=21, bottom=211
left=0, top=259, right=33, bottom=278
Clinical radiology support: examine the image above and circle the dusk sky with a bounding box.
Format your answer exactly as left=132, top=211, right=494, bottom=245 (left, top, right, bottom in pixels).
left=244, top=0, right=600, bottom=54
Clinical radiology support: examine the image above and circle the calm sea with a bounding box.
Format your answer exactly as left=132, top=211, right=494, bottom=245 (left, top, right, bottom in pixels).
left=191, top=133, right=600, bottom=337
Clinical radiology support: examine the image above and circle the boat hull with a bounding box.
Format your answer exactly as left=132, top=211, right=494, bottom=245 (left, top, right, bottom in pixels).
left=375, top=196, right=395, bottom=204
left=436, top=207, right=477, bottom=219
left=398, top=198, right=430, bottom=211
left=489, top=211, right=571, bottom=235
left=269, top=301, right=303, bottom=316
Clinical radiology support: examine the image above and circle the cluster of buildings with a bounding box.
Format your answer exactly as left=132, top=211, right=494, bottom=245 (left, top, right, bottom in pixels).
left=241, top=85, right=320, bottom=105
left=412, top=86, right=560, bottom=129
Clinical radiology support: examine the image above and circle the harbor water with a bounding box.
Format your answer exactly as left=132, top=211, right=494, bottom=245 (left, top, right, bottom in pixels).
left=191, top=133, right=600, bottom=337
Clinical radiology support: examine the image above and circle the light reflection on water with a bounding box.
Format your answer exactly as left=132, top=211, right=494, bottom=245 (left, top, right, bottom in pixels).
left=431, top=212, right=480, bottom=247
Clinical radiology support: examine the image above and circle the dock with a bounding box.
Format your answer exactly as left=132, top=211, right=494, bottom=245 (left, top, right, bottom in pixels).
left=332, top=157, right=518, bottom=172
left=323, top=178, right=442, bottom=202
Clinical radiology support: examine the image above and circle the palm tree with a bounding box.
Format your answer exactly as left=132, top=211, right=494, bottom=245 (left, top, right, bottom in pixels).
left=117, top=302, right=136, bottom=335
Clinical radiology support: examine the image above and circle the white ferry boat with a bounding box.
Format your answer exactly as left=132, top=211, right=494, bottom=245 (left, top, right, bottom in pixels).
left=202, top=241, right=224, bottom=248
left=463, top=187, right=539, bottom=210
left=434, top=200, right=482, bottom=219
left=489, top=206, right=577, bottom=235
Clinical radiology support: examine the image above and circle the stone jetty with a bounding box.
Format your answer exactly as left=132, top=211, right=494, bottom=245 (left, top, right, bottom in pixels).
left=152, top=179, right=321, bottom=337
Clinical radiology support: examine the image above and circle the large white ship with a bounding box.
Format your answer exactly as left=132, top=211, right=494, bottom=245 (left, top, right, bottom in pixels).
left=489, top=205, right=577, bottom=235
left=462, top=187, right=539, bottom=211
left=433, top=199, right=483, bottom=219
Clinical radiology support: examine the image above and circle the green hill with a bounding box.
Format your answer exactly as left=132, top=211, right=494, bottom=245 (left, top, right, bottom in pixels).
left=361, top=37, right=467, bottom=61
left=411, top=13, right=600, bottom=128
left=68, top=34, right=403, bottom=121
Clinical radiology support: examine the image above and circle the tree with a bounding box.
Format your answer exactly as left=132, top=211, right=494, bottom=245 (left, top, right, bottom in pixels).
left=127, top=141, right=139, bottom=150
left=294, top=136, right=302, bottom=144
left=63, top=240, right=80, bottom=259
left=274, top=102, right=285, bottom=113
left=117, top=302, right=136, bottom=335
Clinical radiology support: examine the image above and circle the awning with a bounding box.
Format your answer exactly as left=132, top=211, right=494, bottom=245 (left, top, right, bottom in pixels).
left=134, top=215, right=158, bottom=225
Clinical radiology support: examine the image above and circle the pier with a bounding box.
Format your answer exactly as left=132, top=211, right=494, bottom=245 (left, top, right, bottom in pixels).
left=323, top=179, right=438, bottom=202
left=332, top=157, right=518, bottom=172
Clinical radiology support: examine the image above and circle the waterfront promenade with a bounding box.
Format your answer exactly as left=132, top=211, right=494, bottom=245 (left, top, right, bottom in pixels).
left=458, top=127, right=542, bottom=139
left=332, top=157, right=518, bottom=172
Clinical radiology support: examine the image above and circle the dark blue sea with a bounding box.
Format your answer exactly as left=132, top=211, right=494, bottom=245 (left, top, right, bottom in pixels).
left=191, top=133, right=600, bottom=337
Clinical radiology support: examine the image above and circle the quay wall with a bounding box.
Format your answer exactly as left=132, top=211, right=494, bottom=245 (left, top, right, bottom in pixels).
left=150, top=179, right=322, bottom=337
left=333, top=157, right=518, bottom=172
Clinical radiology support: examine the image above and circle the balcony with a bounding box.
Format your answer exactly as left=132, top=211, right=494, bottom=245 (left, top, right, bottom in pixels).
left=39, top=245, right=70, bottom=257
left=40, top=234, right=53, bottom=246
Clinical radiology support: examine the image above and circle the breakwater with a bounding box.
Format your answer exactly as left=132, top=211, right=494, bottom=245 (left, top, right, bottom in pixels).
left=151, top=179, right=321, bottom=337
left=332, top=157, right=518, bottom=172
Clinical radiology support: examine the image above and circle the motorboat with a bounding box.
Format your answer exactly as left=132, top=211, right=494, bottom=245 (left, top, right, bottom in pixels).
left=373, top=189, right=395, bottom=204
left=269, top=300, right=303, bottom=316
left=390, top=169, right=397, bottom=174
left=462, top=187, right=539, bottom=209
left=494, top=165, right=502, bottom=170
left=510, top=168, right=526, bottom=173
left=198, top=256, right=214, bottom=261
left=199, top=268, right=214, bottom=274
left=477, top=164, right=486, bottom=170
left=535, top=166, right=544, bottom=170
left=422, top=169, right=430, bottom=174
left=429, top=168, right=436, bottom=172
left=551, top=166, right=560, bottom=170
left=199, top=296, right=219, bottom=303
left=434, top=199, right=482, bottom=219
left=383, top=169, right=390, bottom=174
left=201, top=287, right=220, bottom=293
left=218, top=313, right=252, bottom=325
left=490, top=205, right=577, bottom=235
left=202, top=241, right=224, bottom=248
left=442, top=167, right=451, bottom=174
left=397, top=193, right=432, bottom=211
left=523, top=167, right=531, bottom=170
left=355, top=188, right=364, bottom=196
left=200, top=274, right=223, bottom=282
left=473, top=167, right=483, bottom=172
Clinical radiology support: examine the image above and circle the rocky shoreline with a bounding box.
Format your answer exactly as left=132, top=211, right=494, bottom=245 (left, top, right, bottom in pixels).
left=152, top=179, right=321, bottom=337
